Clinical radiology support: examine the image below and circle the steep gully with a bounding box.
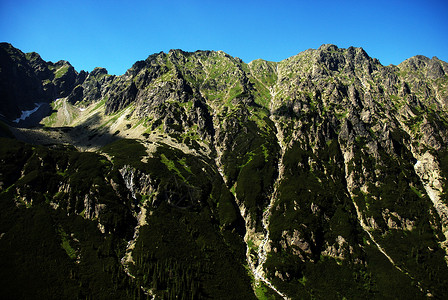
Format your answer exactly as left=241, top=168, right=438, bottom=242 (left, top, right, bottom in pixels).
left=251, top=112, right=288, bottom=299
left=243, top=65, right=289, bottom=298
left=209, top=92, right=288, bottom=297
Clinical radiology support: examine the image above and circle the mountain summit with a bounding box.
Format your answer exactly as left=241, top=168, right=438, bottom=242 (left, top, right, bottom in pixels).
left=0, top=43, right=448, bottom=299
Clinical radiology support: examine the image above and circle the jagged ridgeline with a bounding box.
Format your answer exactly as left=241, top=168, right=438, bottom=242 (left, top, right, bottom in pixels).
left=0, top=42, right=448, bottom=299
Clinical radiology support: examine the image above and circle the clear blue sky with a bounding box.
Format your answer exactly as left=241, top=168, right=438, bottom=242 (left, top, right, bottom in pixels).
left=1, top=0, right=447, bottom=75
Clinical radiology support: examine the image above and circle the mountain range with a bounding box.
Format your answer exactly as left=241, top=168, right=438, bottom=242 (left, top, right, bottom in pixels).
left=0, top=42, right=448, bottom=299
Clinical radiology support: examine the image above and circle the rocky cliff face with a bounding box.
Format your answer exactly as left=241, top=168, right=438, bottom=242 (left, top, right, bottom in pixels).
left=0, top=43, right=448, bottom=299
left=0, top=43, right=79, bottom=122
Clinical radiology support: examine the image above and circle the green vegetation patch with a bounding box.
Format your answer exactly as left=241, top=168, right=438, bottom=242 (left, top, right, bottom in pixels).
left=58, top=226, right=77, bottom=259
left=54, top=65, right=70, bottom=79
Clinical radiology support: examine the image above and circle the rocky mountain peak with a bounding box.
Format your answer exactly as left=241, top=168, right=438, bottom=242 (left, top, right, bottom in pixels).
left=317, top=43, right=339, bottom=51
left=399, top=55, right=448, bottom=79
left=89, top=67, right=109, bottom=78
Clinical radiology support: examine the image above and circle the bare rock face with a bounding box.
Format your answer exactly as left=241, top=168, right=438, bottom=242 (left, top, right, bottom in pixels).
left=414, top=152, right=448, bottom=238
left=1, top=43, right=448, bottom=299
left=280, top=229, right=313, bottom=260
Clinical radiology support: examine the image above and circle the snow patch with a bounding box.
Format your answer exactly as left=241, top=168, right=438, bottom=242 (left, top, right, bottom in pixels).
left=12, top=103, right=44, bottom=123
left=414, top=160, right=421, bottom=169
